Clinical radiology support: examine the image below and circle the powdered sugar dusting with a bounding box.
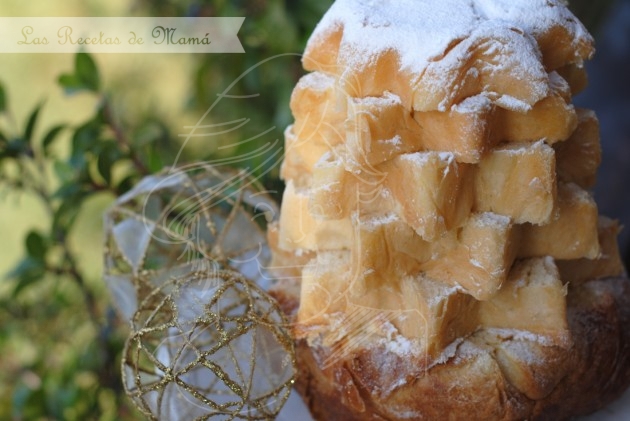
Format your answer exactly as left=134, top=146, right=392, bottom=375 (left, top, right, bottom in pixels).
left=283, top=1, right=600, bottom=403
left=495, top=94, right=532, bottom=112
left=378, top=321, right=423, bottom=357
left=315, top=0, right=477, bottom=73
left=353, top=90, right=402, bottom=108
left=297, top=71, right=335, bottom=92
left=307, top=0, right=592, bottom=111
left=548, top=70, right=570, bottom=94
left=361, top=212, right=400, bottom=229
left=399, top=151, right=456, bottom=166
left=475, top=212, right=511, bottom=228
left=474, top=0, right=593, bottom=59
left=452, top=93, right=493, bottom=113
left=484, top=328, right=561, bottom=346
left=430, top=337, right=467, bottom=366
left=384, top=335, right=416, bottom=356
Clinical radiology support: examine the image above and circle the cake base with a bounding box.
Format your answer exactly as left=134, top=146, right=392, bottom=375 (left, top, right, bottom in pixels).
left=272, top=276, right=630, bottom=421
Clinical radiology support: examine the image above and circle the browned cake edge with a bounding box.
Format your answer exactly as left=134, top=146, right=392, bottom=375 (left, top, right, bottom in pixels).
left=271, top=276, right=630, bottom=421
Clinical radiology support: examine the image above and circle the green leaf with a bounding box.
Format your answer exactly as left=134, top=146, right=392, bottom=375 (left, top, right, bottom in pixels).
left=41, top=124, right=65, bottom=155
left=147, top=149, right=164, bottom=173
left=70, top=120, right=100, bottom=167
left=58, top=74, right=86, bottom=95
left=5, top=256, right=46, bottom=297
left=53, top=160, right=75, bottom=183
left=57, top=52, right=100, bottom=94
left=115, top=174, right=135, bottom=195
left=96, top=141, right=120, bottom=185
left=52, top=182, right=82, bottom=200
left=24, top=102, right=44, bottom=145
left=52, top=194, right=84, bottom=236
left=75, top=52, right=100, bottom=92
left=93, top=100, right=107, bottom=125
left=97, top=152, right=113, bottom=185
left=25, top=230, right=47, bottom=261
left=4, top=139, right=27, bottom=158
left=0, top=82, right=7, bottom=113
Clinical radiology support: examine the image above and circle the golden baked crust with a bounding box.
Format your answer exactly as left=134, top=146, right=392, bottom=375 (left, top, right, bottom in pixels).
left=272, top=276, right=630, bottom=421
left=271, top=1, right=629, bottom=419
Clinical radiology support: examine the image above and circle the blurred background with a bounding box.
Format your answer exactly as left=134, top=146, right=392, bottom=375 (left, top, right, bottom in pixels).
left=0, top=0, right=627, bottom=419
left=573, top=0, right=630, bottom=266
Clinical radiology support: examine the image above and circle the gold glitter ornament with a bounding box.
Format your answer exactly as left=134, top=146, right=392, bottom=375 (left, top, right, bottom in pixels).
left=122, top=268, right=296, bottom=420
left=103, top=164, right=278, bottom=320
left=103, top=164, right=296, bottom=419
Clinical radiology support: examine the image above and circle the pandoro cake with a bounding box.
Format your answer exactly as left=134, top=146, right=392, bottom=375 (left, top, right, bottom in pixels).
left=268, top=0, right=630, bottom=419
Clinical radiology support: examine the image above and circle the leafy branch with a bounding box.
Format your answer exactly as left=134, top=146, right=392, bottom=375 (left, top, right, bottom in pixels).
left=0, top=2, right=338, bottom=419
left=0, top=52, right=151, bottom=419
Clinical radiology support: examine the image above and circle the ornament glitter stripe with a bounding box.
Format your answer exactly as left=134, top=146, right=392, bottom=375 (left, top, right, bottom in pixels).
left=103, top=164, right=295, bottom=420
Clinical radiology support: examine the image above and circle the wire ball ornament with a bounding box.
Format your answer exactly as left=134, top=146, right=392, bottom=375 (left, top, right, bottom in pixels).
left=103, top=164, right=278, bottom=320
left=103, top=164, right=296, bottom=420
left=122, top=269, right=296, bottom=421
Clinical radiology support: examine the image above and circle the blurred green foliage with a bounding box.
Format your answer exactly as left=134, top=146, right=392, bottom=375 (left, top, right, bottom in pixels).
left=0, top=1, right=332, bottom=419
left=0, top=51, right=152, bottom=420
left=0, top=0, right=613, bottom=419
left=139, top=0, right=334, bottom=194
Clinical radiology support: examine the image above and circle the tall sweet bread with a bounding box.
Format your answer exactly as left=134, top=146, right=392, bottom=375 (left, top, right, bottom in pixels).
left=269, top=0, right=630, bottom=419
